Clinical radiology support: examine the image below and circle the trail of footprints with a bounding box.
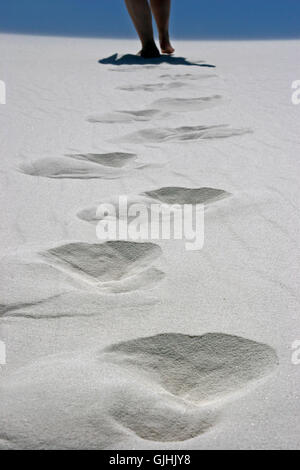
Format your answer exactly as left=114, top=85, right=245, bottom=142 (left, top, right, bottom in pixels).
left=1, top=63, right=278, bottom=448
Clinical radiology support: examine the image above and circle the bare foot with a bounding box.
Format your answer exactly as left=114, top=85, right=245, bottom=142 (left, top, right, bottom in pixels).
left=138, top=41, right=161, bottom=59
left=159, top=34, right=175, bottom=55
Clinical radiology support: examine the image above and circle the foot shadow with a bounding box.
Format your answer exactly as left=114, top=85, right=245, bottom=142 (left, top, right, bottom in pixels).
left=99, top=53, right=215, bottom=68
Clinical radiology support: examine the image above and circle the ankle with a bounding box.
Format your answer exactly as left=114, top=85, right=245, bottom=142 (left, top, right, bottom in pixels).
left=159, top=30, right=170, bottom=42
left=141, top=40, right=159, bottom=52
left=142, top=38, right=156, bottom=49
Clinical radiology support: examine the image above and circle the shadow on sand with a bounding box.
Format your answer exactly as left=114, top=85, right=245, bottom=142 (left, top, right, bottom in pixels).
left=99, top=53, right=215, bottom=68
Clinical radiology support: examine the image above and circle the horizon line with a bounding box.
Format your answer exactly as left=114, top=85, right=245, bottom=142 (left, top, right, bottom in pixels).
left=1, top=31, right=300, bottom=41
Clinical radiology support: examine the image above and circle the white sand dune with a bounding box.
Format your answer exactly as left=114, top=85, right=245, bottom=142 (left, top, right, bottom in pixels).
left=0, top=35, right=300, bottom=449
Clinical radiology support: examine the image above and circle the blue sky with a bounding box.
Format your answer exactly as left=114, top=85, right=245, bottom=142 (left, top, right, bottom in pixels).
left=0, top=0, right=299, bottom=40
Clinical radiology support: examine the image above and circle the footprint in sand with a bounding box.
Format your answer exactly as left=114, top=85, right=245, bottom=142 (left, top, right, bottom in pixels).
left=143, top=186, right=231, bottom=205
left=87, top=109, right=164, bottom=124
left=77, top=186, right=231, bottom=227
left=0, top=256, right=158, bottom=318
left=87, top=95, right=223, bottom=123
left=151, top=95, right=224, bottom=112
left=120, top=124, right=252, bottom=144
left=103, top=386, right=218, bottom=442
left=19, top=152, right=150, bottom=180
left=0, top=333, right=278, bottom=448
left=66, top=152, right=136, bottom=168
left=103, top=333, right=278, bottom=405
left=159, top=73, right=217, bottom=81
left=117, top=82, right=186, bottom=92
left=108, top=65, right=159, bottom=73
left=0, top=241, right=164, bottom=318
left=1, top=288, right=157, bottom=319
left=39, top=241, right=164, bottom=291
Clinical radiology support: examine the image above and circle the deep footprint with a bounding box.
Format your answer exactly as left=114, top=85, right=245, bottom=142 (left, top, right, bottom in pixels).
left=1, top=290, right=157, bottom=319
left=40, top=241, right=163, bottom=285
left=0, top=346, right=216, bottom=449
left=159, top=73, right=217, bottom=80
left=151, top=95, right=223, bottom=112
left=120, top=124, right=253, bottom=143
left=65, top=152, right=136, bottom=168
left=103, top=332, right=279, bottom=404
left=77, top=187, right=231, bottom=226
left=0, top=332, right=277, bottom=449
left=118, top=82, right=185, bottom=92
left=143, top=186, right=230, bottom=205
left=87, top=109, right=162, bottom=124
left=87, top=96, right=222, bottom=123
left=106, top=387, right=218, bottom=442
left=0, top=242, right=163, bottom=317
left=20, top=152, right=138, bottom=179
